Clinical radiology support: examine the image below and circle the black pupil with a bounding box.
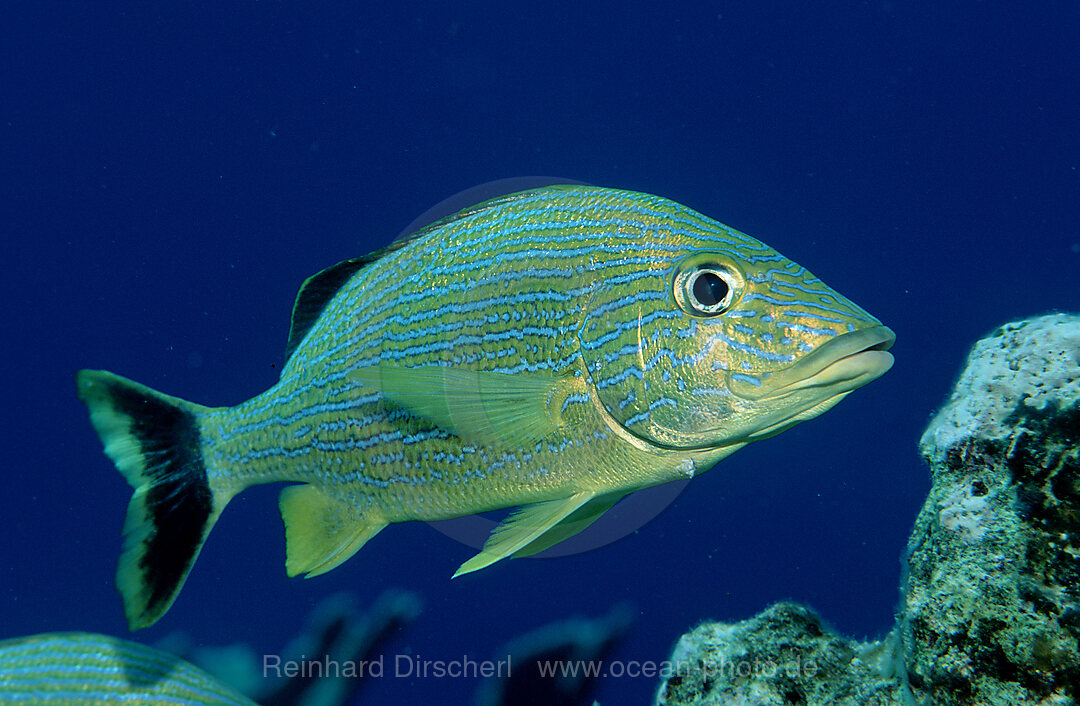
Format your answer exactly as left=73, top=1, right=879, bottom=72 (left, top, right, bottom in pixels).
left=693, top=271, right=729, bottom=308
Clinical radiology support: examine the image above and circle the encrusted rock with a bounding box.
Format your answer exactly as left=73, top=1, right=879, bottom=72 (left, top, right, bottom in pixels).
left=654, top=314, right=1080, bottom=706
left=903, top=314, right=1080, bottom=704
left=918, top=314, right=1080, bottom=457
left=654, top=603, right=905, bottom=706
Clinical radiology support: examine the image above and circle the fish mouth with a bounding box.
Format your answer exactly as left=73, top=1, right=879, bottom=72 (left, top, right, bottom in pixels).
left=742, top=325, right=896, bottom=400
left=712, top=325, right=895, bottom=445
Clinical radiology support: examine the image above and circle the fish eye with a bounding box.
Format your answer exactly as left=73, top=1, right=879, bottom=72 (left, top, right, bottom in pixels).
left=674, top=262, right=741, bottom=316
left=693, top=271, right=729, bottom=307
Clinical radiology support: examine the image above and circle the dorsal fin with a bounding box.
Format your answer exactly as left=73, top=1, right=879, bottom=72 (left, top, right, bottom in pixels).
left=284, top=226, right=437, bottom=366
left=284, top=256, right=372, bottom=365
left=285, top=180, right=588, bottom=366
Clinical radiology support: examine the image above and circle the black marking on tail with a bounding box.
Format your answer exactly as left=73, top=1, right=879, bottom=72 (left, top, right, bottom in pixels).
left=108, top=381, right=212, bottom=618
left=77, top=369, right=218, bottom=629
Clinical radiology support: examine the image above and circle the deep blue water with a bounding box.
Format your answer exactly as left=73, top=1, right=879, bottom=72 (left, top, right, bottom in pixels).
left=3, top=2, right=1078, bottom=704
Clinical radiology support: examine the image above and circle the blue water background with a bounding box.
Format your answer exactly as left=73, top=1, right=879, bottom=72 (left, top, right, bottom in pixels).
left=3, top=2, right=1078, bottom=704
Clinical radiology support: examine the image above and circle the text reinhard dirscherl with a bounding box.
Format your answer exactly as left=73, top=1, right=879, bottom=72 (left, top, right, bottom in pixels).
left=262, top=653, right=819, bottom=681
left=263, top=654, right=511, bottom=680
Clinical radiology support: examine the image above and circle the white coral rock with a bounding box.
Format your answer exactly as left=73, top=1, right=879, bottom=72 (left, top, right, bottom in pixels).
left=919, top=313, right=1080, bottom=457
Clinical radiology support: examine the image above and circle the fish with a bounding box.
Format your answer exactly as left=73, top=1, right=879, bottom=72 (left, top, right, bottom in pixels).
left=76, top=184, right=895, bottom=630
left=0, top=632, right=255, bottom=705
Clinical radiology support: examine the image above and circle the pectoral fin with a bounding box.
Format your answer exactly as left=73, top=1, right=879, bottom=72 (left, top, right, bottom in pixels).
left=352, top=365, right=578, bottom=449
left=452, top=492, right=595, bottom=577
left=279, top=485, right=387, bottom=578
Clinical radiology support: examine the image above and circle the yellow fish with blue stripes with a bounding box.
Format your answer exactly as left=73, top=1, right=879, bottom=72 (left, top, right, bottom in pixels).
left=77, top=185, right=895, bottom=629
left=0, top=633, right=255, bottom=705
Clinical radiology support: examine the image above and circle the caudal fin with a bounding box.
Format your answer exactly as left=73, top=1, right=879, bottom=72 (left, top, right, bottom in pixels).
left=76, top=370, right=227, bottom=630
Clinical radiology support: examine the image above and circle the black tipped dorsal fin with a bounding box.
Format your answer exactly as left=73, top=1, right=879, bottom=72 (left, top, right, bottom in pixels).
left=284, top=230, right=433, bottom=366
left=285, top=257, right=371, bottom=365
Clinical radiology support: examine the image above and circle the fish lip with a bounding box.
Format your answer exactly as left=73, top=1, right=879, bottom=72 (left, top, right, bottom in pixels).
left=745, top=325, right=896, bottom=399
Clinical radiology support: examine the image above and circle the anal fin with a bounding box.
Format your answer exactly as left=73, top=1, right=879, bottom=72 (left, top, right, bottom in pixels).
left=452, top=492, right=595, bottom=577
left=279, top=485, right=387, bottom=578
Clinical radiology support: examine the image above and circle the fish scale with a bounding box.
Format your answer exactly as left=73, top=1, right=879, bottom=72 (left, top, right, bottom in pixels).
left=76, top=184, right=894, bottom=629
